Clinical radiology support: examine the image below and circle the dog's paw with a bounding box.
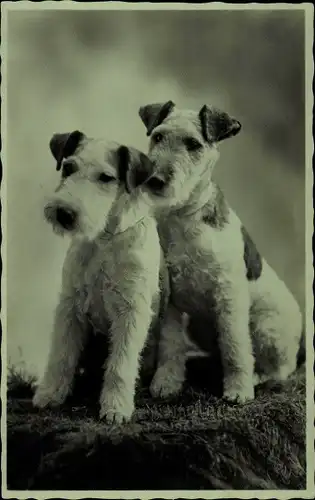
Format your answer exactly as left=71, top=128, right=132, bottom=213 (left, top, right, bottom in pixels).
left=99, top=407, right=133, bottom=425
left=150, top=365, right=184, bottom=399
left=32, top=384, right=69, bottom=409
left=99, top=392, right=134, bottom=425
left=223, top=384, right=255, bottom=404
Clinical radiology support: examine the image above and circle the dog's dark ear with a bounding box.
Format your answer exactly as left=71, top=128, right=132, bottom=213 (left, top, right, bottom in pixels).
left=117, top=146, right=154, bottom=194
left=49, top=130, right=85, bottom=171
left=139, top=101, right=175, bottom=136
left=199, top=105, right=241, bottom=144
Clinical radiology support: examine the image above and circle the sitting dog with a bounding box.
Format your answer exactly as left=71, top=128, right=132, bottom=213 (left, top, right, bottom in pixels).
left=32, top=131, right=169, bottom=423
left=138, top=101, right=304, bottom=404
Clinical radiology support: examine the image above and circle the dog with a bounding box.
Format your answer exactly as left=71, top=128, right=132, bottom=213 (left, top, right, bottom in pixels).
left=138, top=101, right=304, bottom=404
left=32, top=131, right=169, bottom=423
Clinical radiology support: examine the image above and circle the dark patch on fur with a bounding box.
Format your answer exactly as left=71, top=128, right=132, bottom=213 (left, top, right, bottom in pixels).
left=61, top=159, right=78, bottom=179
left=296, top=326, right=305, bottom=368
left=132, top=153, right=154, bottom=188
left=199, top=105, right=241, bottom=143
left=49, top=131, right=85, bottom=171
left=202, top=185, right=229, bottom=229
left=241, top=226, right=263, bottom=280
left=117, top=146, right=154, bottom=193
left=116, top=145, right=130, bottom=188
left=139, top=101, right=175, bottom=136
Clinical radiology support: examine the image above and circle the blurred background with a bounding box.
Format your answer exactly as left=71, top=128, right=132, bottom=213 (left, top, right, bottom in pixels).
left=6, top=9, right=306, bottom=378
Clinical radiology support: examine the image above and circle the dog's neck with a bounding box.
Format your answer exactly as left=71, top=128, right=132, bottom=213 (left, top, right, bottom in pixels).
left=181, top=182, right=215, bottom=218
left=172, top=167, right=216, bottom=220
left=95, top=217, right=148, bottom=250
left=104, top=213, right=148, bottom=237
left=100, top=196, right=153, bottom=240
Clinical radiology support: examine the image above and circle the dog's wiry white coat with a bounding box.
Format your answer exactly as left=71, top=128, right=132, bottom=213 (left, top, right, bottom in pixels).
left=33, top=136, right=162, bottom=423
left=140, top=103, right=303, bottom=403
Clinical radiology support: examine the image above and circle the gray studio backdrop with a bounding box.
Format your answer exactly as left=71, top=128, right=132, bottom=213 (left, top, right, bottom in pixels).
left=6, top=9, right=305, bottom=377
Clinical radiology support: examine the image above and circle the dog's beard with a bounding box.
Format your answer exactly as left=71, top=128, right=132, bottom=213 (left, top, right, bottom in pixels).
left=44, top=187, right=113, bottom=241
left=162, top=176, right=196, bottom=210
left=44, top=205, right=106, bottom=241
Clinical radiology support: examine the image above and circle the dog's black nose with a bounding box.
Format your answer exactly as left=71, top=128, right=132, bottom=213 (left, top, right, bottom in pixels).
left=55, top=207, right=77, bottom=230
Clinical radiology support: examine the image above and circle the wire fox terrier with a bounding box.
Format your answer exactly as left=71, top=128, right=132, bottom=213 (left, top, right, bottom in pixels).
left=32, top=131, right=169, bottom=423
left=138, top=101, right=304, bottom=404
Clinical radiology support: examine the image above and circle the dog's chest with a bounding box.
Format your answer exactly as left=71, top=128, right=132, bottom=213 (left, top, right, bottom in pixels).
left=66, top=240, right=133, bottom=331
left=65, top=230, right=159, bottom=333
left=160, top=219, right=221, bottom=315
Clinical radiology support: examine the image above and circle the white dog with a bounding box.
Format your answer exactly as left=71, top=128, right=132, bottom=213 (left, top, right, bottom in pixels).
left=138, top=101, right=304, bottom=404
left=32, top=131, right=169, bottom=423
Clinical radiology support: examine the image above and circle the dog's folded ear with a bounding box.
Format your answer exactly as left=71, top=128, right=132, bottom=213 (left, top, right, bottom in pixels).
left=117, top=146, right=155, bottom=194
left=199, top=105, right=241, bottom=144
left=49, top=131, right=85, bottom=171
left=139, top=101, right=175, bottom=136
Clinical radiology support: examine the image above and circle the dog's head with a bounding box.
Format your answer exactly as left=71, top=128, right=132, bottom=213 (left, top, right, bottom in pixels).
left=45, top=131, right=155, bottom=240
left=139, top=101, right=241, bottom=208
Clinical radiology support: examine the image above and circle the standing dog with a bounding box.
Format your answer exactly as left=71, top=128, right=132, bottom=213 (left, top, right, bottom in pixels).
left=138, top=101, right=303, bottom=404
left=32, top=131, right=169, bottom=423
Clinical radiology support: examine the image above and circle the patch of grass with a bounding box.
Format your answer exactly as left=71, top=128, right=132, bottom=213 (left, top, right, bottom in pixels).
left=7, top=364, right=36, bottom=398
left=6, top=350, right=306, bottom=491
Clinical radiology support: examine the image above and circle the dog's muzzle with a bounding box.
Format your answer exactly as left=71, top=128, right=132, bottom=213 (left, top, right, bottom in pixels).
left=44, top=202, right=78, bottom=232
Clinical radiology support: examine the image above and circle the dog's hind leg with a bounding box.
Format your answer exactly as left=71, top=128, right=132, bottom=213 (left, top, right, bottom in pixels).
left=33, top=295, right=88, bottom=408
left=252, top=313, right=302, bottom=386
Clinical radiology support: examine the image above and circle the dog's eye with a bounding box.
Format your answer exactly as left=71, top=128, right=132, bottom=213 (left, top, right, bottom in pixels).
left=62, top=160, right=77, bottom=178
left=146, top=177, right=166, bottom=194
left=152, top=133, right=163, bottom=144
left=98, top=173, right=115, bottom=184
left=183, top=138, right=203, bottom=152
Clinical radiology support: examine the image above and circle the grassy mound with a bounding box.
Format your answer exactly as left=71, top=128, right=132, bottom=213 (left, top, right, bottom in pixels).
left=6, top=347, right=306, bottom=491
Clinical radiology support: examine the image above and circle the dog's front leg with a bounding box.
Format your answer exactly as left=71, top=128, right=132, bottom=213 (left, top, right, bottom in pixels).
left=99, top=300, right=152, bottom=424
left=33, top=295, right=87, bottom=408
left=215, top=281, right=255, bottom=404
